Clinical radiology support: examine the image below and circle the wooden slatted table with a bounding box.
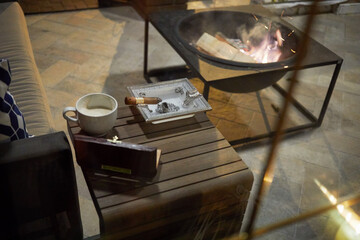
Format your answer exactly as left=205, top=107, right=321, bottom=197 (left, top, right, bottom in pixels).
left=67, top=106, right=253, bottom=239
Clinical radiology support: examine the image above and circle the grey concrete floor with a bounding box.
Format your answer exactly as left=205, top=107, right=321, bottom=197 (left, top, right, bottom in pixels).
left=25, top=3, right=360, bottom=239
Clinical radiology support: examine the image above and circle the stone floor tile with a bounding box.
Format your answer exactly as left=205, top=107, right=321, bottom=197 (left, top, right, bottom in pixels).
left=207, top=115, right=220, bottom=126
left=299, top=163, right=340, bottom=211
left=312, top=130, right=360, bottom=157
left=208, top=87, right=233, bottom=103
left=30, top=19, right=79, bottom=36
left=39, top=45, right=92, bottom=64
left=207, top=100, right=254, bottom=124
left=41, top=60, right=79, bottom=88
left=33, top=52, right=61, bottom=72
left=215, top=119, right=249, bottom=142
left=275, top=156, right=307, bottom=185
left=46, top=88, right=78, bottom=110
left=189, top=78, right=205, bottom=93
left=277, top=139, right=339, bottom=169
left=246, top=111, right=279, bottom=136
left=55, top=75, right=104, bottom=96
left=43, top=10, right=75, bottom=23
left=341, top=118, right=360, bottom=139
left=334, top=151, right=360, bottom=197
left=25, top=13, right=49, bottom=26
left=64, top=15, right=116, bottom=32
left=71, top=56, right=111, bottom=81
left=31, top=31, right=61, bottom=50
left=294, top=213, right=334, bottom=240
left=229, top=93, right=261, bottom=112
left=254, top=198, right=300, bottom=235
left=69, top=40, right=115, bottom=58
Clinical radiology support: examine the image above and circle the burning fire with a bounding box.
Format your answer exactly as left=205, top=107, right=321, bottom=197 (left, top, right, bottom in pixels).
left=236, top=19, right=285, bottom=63
left=196, top=16, right=294, bottom=64
left=240, top=28, right=283, bottom=63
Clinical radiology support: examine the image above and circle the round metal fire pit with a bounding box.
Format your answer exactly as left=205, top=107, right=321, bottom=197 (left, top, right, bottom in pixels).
left=175, top=10, right=299, bottom=93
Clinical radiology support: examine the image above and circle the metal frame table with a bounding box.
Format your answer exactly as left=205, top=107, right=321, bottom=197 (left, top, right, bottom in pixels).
left=135, top=4, right=343, bottom=146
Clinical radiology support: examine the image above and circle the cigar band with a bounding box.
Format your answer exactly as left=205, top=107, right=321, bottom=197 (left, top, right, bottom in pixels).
left=136, top=98, right=145, bottom=104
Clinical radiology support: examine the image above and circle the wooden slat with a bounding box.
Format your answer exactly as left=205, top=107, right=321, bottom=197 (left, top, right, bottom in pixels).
left=95, top=160, right=247, bottom=206
left=91, top=146, right=244, bottom=199
left=145, top=147, right=239, bottom=182
left=116, top=111, right=209, bottom=131
left=140, top=127, right=225, bottom=154
left=160, top=139, right=230, bottom=163
left=85, top=139, right=231, bottom=197
left=101, top=170, right=253, bottom=233
left=113, top=120, right=214, bottom=144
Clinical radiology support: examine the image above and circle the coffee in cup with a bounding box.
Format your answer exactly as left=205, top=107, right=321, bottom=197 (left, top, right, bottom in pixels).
left=63, top=93, right=118, bottom=136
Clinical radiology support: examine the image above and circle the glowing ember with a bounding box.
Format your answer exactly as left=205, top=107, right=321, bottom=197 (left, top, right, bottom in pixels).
left=276, top=29, right=284, bottom=46
left=252, top=14, right=258, bottom=21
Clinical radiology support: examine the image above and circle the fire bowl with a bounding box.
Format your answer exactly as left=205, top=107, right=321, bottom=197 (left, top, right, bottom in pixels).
left=176, top=10, right=298, bottom=68
left=175, top=10, right=299, bottom=93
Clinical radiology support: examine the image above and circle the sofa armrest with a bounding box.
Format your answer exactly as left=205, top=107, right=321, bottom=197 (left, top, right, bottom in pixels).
left=0, top=132, right=83, bottom=239
left=0, top=2, right=55, bottom=135
left=0, top=131, right=70, bottom=163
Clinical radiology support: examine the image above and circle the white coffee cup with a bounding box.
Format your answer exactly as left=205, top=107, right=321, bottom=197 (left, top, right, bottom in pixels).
left=63, top=93, right=118, bottom=136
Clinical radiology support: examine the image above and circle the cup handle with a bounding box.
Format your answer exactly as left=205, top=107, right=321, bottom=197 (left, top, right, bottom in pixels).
left=63, top=107, right=78, bottom=123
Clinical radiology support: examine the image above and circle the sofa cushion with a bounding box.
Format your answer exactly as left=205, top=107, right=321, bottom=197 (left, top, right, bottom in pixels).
left=0, top=59, right=29, bottom=141
left=0, top=2, right=54, bottom=136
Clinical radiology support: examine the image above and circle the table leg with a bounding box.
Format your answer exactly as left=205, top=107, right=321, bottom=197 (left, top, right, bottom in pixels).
left=203, top=83, right=210, bottom=100
left=316, top=60, right=343, bottom=127
left=144, top=18, right=151, bottom=83
left=81, top=168, right=105, bottom=235
left=229, top=61, right=342, bottom=146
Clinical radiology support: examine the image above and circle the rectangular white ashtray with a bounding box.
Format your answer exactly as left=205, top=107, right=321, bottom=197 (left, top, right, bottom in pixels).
left=127, top=78, right=212, bottom=124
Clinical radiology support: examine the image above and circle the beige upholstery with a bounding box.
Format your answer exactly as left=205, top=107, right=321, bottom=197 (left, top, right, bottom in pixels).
left=0, top=2, right=54, bottom=136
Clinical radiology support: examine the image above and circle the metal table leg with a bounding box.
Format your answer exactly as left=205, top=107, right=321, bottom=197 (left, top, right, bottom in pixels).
left=229, top=61, right=343, bottom=146
left=144, top=18, right=151, bottom=83
left=316, top=60, right=343, bottom=127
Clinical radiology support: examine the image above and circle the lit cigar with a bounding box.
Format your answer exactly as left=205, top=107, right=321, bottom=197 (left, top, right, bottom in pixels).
left=124, top=96, right=162, bottom=105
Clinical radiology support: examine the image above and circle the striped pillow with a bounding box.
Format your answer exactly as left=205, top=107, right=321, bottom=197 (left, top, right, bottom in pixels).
left=0, top=59, right=29, bottom=142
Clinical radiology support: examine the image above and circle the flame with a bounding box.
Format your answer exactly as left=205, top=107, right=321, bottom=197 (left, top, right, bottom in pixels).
left=239, top=20, right=284, bottom=63
left=246, top=33, right=282, bottom=63
left=315, top=179, right=360, bottom=236
left=197, top=18, right=290, bottom=64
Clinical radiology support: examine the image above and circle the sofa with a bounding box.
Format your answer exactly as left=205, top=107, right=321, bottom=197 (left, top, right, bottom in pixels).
left=0, top=2, right=53, bottom=135
left=0, top=2, right=83, bottom=239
